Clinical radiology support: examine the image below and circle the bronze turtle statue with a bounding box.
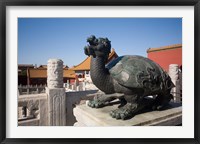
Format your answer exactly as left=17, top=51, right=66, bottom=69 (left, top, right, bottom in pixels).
left=84, top=35, right=174, bottom=120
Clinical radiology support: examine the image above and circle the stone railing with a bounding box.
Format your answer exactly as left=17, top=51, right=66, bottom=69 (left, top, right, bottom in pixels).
left=170, top=79, right=182, bottom=103
left=18, top=85, right=46, bottom=95
left=169, top=64, right=182, bottom=103
left=65, top=90, right=98, bottom=126
left=64, top=81, right=86, bottom=91
left=64, top=81, right=98, bottom=92
left=18, top=59, right=98, bottom=126
left=18, top=93, right=48, bottom=126
left=18, top=90, right=98, bottom=126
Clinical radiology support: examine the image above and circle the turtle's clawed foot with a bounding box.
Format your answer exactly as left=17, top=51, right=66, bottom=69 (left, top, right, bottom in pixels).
left=87, top=93, right=106, bottom=108
left=87, top=100, right=105, bottom=108
left=110, top=103, right=138, bottom=120
left=87, top=93, right=117, bottom=108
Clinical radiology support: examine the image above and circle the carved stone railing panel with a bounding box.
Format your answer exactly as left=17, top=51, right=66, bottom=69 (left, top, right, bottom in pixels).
left=65, top=90, right=98, bottom=126
left=18, top=93, right=48, bottom=126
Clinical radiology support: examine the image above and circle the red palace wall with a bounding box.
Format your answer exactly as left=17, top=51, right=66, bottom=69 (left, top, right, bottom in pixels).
left=147, top=48, right=182, bottom=72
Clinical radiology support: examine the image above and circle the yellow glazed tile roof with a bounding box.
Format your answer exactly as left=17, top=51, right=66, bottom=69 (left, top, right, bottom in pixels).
left=72, top=48, right=118, bottom=71
left=28, top=68, right=47, bottom=78
left=28, top=68, right=75, bottom=78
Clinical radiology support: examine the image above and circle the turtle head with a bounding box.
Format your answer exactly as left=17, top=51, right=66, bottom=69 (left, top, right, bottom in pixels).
left=84, top=35, right=111, bottom=60
left=86, top=35, right=96, bottom=45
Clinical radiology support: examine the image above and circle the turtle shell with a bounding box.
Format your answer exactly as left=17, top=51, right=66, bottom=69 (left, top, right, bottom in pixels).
left=106, top=55, right=168, bottom=91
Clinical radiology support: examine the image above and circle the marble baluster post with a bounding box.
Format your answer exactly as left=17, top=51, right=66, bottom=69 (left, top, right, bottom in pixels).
left=169, top=64, right=179, bottom=102
left=46, top=59, right=66, bottom=126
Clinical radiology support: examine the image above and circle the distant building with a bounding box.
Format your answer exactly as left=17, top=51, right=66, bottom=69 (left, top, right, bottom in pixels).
left=27, top=68, right=47, bottom=85
left=147, top=44, right=182, bottom=72
left=18, top=48, right=118, bottom=85
left=63, top=68, right=76, bottom=84
left=18, top=64, right=34, bottom=85
left=26, top=68, right=75, bottom=85
left=18, top=64, right=34, bottom=74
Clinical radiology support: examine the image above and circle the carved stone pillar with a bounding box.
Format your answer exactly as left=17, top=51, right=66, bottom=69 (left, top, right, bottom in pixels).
left=169, top=64, right=179, bottom=102
left=47, top=59, right=63, bottom=88
left=46, top=59, right=66, bottom=126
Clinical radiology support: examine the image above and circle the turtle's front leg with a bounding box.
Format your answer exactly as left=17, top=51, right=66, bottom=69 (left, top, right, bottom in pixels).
left=88, top=93, right=123, bottom=108
left=110, top=94, right=149, bottom=120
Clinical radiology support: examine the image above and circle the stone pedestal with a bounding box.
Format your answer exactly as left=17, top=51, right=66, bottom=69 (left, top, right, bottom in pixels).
left=73, top=101, right=182, bottom=126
